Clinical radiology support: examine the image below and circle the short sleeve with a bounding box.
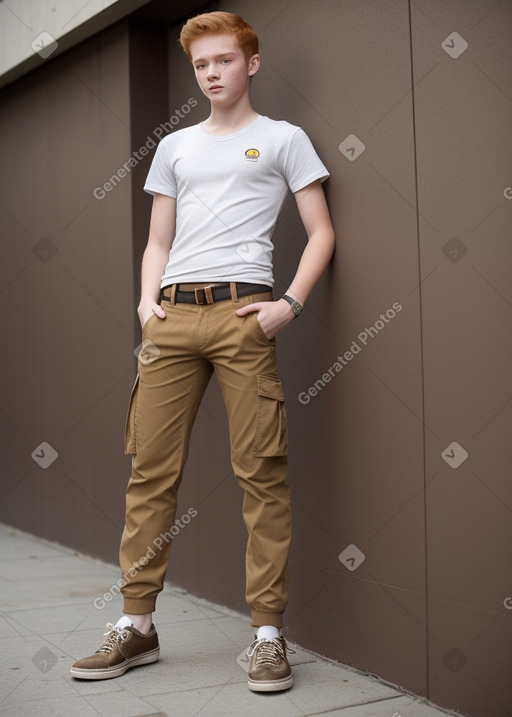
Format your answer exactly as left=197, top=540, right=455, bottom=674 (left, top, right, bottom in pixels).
left=143, top=139, right=177, bottom=198
left=284, top=129, right=330, bottom=193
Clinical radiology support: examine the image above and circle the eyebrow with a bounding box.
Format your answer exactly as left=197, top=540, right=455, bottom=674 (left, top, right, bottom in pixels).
left=193, top=52, right=237, bottom=63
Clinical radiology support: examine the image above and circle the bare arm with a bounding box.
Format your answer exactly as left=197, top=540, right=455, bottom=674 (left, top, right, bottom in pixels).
left=284, top=180, right=336, bottom=305
left=138, top=194, right=176, bottom=328
left=236, top=180, right=335, bottom=337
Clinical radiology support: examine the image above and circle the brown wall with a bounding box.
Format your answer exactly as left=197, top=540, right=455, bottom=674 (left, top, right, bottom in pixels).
left=0, top=21, right=136, bottom=561
left=1, top=2, right=511, bottom=715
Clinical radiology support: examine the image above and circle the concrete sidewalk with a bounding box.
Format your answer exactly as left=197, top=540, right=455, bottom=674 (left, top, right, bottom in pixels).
left=0, top=523, right=455, bottom=717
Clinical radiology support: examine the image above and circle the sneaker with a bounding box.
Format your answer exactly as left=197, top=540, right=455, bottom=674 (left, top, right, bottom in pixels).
left=70, top=616, right=159, bottom=680
left=247, top=636, right=295, bottom=692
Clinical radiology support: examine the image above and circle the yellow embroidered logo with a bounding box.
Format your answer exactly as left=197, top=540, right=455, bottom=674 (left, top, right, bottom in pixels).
left=245, top=148, right=260, bottom=161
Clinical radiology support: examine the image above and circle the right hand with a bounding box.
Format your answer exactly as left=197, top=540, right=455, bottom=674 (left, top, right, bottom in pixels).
left=138, top=299, right=166, bottom=329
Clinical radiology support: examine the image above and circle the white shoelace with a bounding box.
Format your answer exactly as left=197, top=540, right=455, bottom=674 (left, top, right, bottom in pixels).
left=246, top=637, right=295, bottom=666
left=97, top=623, right=131, bottom=654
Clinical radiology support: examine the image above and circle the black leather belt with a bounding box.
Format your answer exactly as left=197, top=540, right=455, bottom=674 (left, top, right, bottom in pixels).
left=161, top=282, right=272, bottom=305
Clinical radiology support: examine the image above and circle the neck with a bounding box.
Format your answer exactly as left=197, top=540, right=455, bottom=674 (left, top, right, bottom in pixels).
left=203, top=98, right=258, bottom=136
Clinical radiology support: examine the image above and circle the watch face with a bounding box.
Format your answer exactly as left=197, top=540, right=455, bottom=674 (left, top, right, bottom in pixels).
left=282, top=295, right=302, bottom=316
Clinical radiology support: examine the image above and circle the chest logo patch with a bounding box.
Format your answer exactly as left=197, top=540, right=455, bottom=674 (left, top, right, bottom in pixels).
left=245, top=148, right=260, bottom=161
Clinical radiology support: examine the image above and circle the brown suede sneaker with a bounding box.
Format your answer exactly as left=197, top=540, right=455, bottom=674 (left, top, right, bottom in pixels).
left=247, top=636, right=294, bottom=692
left=70, top=619, right=159, bottom=680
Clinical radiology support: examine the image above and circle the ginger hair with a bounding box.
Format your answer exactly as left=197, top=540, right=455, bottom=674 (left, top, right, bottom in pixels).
left=179, top=11, right=258, bottom=62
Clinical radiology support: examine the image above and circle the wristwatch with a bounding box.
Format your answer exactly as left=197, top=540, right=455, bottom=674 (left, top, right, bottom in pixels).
left=281, top=294, right=303, bottom=318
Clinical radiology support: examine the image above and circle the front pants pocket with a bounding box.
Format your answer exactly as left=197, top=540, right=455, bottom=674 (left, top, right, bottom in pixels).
left=124, top=374, right=139, bottom=455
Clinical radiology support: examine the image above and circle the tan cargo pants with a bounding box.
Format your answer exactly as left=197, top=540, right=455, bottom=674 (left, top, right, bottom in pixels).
left=119, top=285, right=291, bottom=628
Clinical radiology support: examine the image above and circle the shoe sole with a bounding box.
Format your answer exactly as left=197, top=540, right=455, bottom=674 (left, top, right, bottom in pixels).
left=248, top=674, right=293, bottom=692
left=70, top=647, right=160, bottom=680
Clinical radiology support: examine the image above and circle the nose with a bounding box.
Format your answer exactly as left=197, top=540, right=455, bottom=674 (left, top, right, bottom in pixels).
left=206, top=64, right=220, bottom=81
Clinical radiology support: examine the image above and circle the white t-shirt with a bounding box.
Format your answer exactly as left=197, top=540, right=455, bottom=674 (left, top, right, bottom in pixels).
left=144, top=114, right=329, bottom=288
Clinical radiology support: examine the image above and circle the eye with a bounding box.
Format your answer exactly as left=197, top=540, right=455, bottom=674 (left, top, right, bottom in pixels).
left=221, top=58, right=231, bottom=64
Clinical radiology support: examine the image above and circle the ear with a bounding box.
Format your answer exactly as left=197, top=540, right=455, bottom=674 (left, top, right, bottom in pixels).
left=248, top=53, right=260, bottom=77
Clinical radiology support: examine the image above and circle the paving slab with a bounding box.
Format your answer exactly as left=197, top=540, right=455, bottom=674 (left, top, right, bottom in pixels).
left=0, top=523, right=456, bottom=717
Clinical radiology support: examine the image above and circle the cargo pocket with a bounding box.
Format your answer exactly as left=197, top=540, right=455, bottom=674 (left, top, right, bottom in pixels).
left=124, top=374, right=139, bottom=455
left=254, top=374, right=288, bottom=457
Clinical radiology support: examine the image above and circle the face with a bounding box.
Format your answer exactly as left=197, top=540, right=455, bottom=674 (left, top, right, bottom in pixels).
left=189, top=33, right=260, bottom=106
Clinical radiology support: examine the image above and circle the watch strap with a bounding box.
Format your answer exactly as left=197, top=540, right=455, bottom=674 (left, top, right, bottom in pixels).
left=281, top=294, right=303, bottom=317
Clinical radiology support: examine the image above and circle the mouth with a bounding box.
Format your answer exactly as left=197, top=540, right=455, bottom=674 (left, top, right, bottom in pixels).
left=209, top=85, right=223, bottom=91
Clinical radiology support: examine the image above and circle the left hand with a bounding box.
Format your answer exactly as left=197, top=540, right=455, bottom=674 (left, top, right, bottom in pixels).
left=236, top=298, right=295, bottom=339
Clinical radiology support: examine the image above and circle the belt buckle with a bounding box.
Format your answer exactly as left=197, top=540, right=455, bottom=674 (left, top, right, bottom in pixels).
left=194, top=285, right=216, bottom=304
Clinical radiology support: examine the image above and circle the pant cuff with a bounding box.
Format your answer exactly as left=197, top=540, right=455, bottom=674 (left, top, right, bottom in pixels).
left=123, top=596, right=156, bottom=614
left=251, top=610, right=283, bottom=628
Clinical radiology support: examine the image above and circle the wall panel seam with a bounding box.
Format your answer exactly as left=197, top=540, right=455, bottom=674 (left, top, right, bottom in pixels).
left=407, top=0, right=429, bottom=697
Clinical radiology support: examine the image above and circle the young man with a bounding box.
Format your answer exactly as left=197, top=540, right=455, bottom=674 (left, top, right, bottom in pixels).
left=71, top=11, right=335, bottom=692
